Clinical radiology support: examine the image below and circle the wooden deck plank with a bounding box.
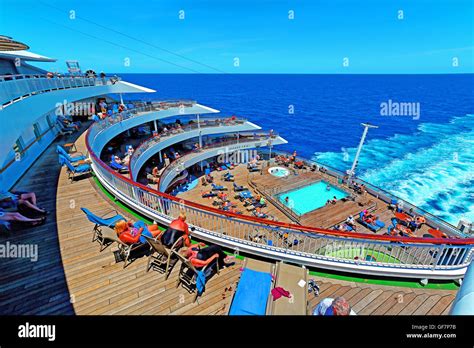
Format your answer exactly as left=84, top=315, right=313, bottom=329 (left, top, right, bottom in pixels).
left=427, top=295, right=455, bottom=315
left=398, top=294, right=430, bottom=315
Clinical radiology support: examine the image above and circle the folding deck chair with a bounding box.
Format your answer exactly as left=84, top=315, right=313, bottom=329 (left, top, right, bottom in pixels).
left=81, top=207, right=127, bottom=251
left=173, top=249, right=220, bottom=302
left=56, top=145, right=87, bottom=163
left=143, top=235, right=184, bottom=279
left=59, top=154, right=92, bottom=182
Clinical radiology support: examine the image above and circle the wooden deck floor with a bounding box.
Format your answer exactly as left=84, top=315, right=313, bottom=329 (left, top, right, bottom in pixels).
left=0, top=130, right=456, bottom=315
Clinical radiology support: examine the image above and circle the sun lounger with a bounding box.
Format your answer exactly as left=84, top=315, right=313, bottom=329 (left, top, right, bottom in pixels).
left=233, top=182, right=248, bottom=192
left=56, top=145, right=87, bottom=163
left=211, top=183, right=227, bottom=191
left=173, top=250, right=220, bottom=302
left=266, top=262, right=309, bottom=315
left=247, top=165, right=260, bottom=172
left=202, top=192, right=218, bottom=198
left=357, top=212, right=385, bottom=232
left=110, top=155, right=129, bottom=172
left=228, top=258, right=275, bottom=315
left=81, top=207, right=126, bottom=251
left=143, top=235, right=183, bottom=279
left=56, top=119, right=76, bottom=132
left=59, top=154, right=91, bottom=182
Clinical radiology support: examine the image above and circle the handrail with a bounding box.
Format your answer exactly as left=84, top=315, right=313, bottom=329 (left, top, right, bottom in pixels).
left=129, top=116, right=248, bottom=178
left=85, top=114, right=474, bottom=246
left=0, top=75, right=123, bottom=107
left=84, top=105, right=474, bottom=278
left=158, top=133, right=279, bottom=192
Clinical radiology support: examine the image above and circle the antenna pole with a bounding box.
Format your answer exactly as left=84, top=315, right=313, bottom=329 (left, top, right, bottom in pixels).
left=348, top=122, right=378, bottom=178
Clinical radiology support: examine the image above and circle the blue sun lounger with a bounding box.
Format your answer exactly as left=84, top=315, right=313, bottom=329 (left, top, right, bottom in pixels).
left=110, top=155, right=129, bottom=172
left=56, top=145, right=87, bottom=163
left=229, top=259, right=275, bottom=315
left=211, top=183, right=227, bottom=191
left=59, top=154, right=92, bottom=182
left=358, top=212, right=385, bottom=232
left=233, top=182, right=248, bottom=192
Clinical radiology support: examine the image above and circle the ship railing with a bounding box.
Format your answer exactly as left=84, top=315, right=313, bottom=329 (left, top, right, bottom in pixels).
left=0, top=74, right=123, bottom=107
left=247, top=174, right=303, bottom=223
left=129, top=116, right=248, bottom=177
left=158, top=133, right=278, bottom=192
left=85, top=103, right=474, bottom=278
left=258, top=148, right=468, bottom=238
left=87, top=100, right=197, bottom=152
left=86, top=128, right=474, bottom=278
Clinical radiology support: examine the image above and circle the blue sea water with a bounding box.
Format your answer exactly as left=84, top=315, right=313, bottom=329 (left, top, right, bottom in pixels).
left=119, top=73, right=474, bottom=225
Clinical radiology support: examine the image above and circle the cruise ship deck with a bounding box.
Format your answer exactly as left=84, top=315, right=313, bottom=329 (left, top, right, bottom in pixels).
left=0, top=127, right=458, bottom=315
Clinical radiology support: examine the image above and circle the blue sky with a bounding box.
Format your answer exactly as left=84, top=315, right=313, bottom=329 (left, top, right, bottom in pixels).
left=0, top=0, right=473, bottom=73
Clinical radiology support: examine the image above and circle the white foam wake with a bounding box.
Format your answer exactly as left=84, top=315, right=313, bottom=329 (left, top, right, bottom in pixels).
left=314, top=114, right=474, bottom=225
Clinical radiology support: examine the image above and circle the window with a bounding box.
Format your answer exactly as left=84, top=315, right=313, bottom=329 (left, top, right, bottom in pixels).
left=33, top=122, right=42, bottom=140
left=13, top=137, right=25, bottom=160
left=46, top=114, right=55, bottom=128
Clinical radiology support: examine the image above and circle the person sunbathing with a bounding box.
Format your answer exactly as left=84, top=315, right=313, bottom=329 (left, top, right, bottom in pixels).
left=181, top=243, right=235, bottom=269
left=0, top=208, right=46, bottom=227
left=114, top=220, right=161, bottom=245
left=202, top=191, right=217, bottom=198
left=346, top=215, right=356, bottom=228
left=111, top=155, right=124, bottom=165
left=147, top=167, right=160, bottom=183
left=0, top=190, right=48, bottom=216
left=205, top=174, right=214, bottom=183
left=254, top=207, right=267, bottom=218
left=217, top=191, right=228, bottom=201
left=160, top=212, right=191, bottom=248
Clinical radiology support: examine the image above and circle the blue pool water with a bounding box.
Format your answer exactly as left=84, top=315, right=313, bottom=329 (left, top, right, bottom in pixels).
left=277, top=181, right=348, bottom=215
left=119, top=74, right=474, bottom=224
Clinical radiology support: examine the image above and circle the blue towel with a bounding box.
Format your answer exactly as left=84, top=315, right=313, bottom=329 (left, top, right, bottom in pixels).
left=133, top=220, right=152, bottom=244
left=196, top=270, right=206, bottom=294
left=229, top=269, right=272, bottom=315
left=375, top=220, right=385, bottom=228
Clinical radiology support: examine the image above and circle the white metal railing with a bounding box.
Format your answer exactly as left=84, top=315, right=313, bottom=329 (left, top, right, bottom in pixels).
left=0, top=74, right=122, bottom=107
left=87, top=100, right=197, bottom=154
left=129, top=116, right=247, bottom=178
left=158, top=133, right=279, bottom=192
left=84, top=102, right=474, bottom=280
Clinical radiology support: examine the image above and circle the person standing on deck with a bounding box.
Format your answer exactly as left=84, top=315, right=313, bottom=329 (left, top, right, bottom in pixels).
left=163, top=153, right=171, bottom=167
left=313, top=297, right=356, bottom=315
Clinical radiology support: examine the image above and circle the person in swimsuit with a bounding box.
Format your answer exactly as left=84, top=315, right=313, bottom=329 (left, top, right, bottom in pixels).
left=160, top=212, right=191, bottom=248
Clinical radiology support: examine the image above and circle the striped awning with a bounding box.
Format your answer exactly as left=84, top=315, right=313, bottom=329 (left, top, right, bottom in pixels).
left=0, top=35, right=29, bottom=51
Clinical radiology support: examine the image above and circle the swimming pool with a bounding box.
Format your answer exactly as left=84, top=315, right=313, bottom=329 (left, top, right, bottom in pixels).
left=276, top=181, right=348, bottom=215
left=268, top=166, right=290, bottom=177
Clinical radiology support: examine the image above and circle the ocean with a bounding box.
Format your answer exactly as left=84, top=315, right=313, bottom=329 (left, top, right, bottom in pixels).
left=119, top=73, right=474, bottom=225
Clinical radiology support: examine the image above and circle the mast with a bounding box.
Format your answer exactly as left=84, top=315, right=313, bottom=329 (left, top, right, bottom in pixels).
left=348, top=122, right=378, bottom=178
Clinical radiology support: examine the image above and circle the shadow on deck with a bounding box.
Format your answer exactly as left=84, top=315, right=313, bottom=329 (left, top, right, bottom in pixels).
left=0, top=126, right=90, bottom=314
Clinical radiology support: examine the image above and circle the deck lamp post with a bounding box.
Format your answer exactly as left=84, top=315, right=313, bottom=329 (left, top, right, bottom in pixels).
left=348, top=122, right=378, bottom=180
left=267, top=138, right=273, bottom=165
